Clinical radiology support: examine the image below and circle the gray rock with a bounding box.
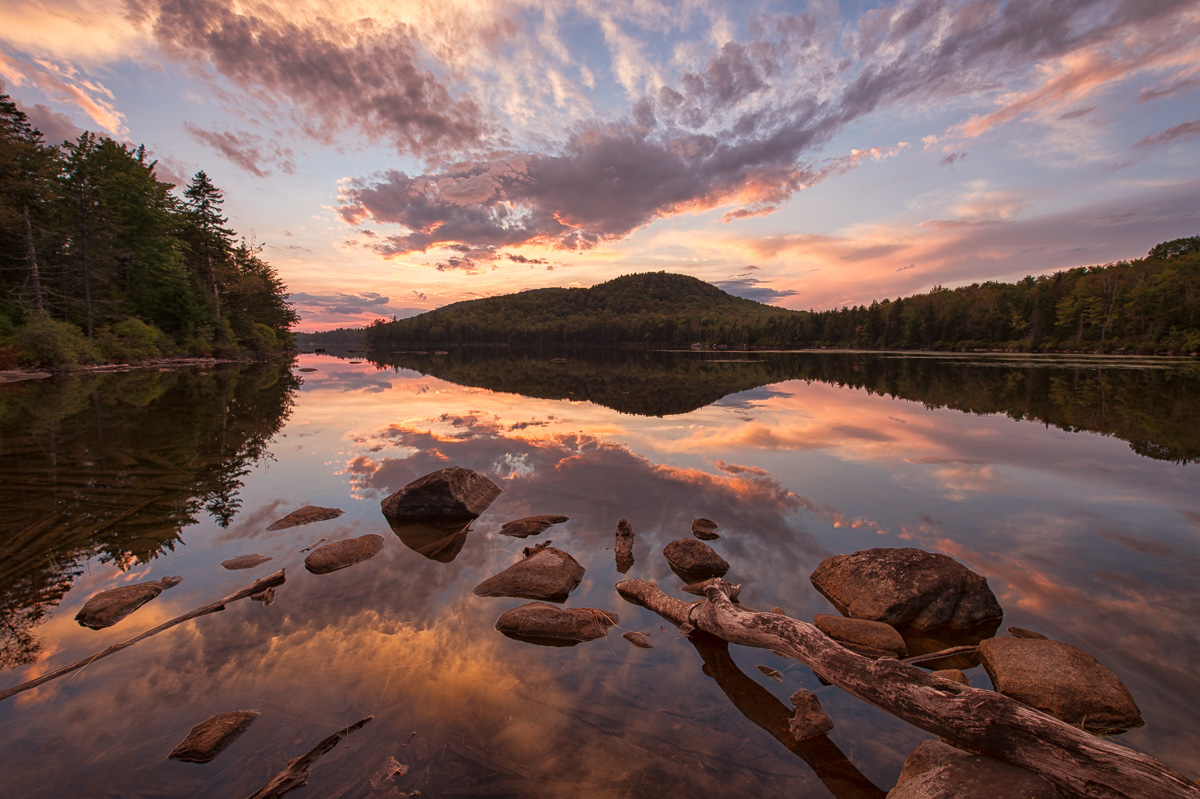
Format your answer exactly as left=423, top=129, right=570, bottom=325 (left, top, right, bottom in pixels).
left=380, top=466, right=501, bottom=518
left=304, top=534, right=385, bottom=574
left=789, top=690, right=835, bottom=741
left=75, top=576, right=182, bottom=630
left=168, top=710, right=259, bottom=763
left=692, top=517, right=720, bottom=540
left=810, top=548, right=1003, bottom=632
left=887, top=739, right=1059, bottom=798
left=814, top=613, right=908, bottom=658
left=266, top=505, right=344, bottom=531
left=495, top=602, right=617, bottom=646
left=473, top=546, right=585, bottom=601
left=221, top=554, right=272, bottom=570
left=499, top=515, right=569, bottom=538
left=663, top=539, right=729, bottom=578
left=977, top=637, right=1143, bottom=732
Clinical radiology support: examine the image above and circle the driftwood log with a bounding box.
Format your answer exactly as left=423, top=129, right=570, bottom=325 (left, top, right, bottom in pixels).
left=0, top=570, right=287, bottom=703
left=246, top=716, right=373, bottom=799
left=616, top=578, right=1200, bottom=799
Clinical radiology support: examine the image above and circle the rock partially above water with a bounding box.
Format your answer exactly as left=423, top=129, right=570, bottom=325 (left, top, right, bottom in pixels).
left=813, top=613, right=908, bottom=659
left=304, top=534, right=385, bottom=574
left=167, top=710, right=259, bottom=763
left=663, top=539, right=729, bottom=578
left=221, top=554, right=273, bottom=570
left=615, top=517, right=635, bottom=574
left=266, top=505, right=344, bottom=531
left=810, top=548, right=1003, bottom=632
left=887, top=739, right=1059, bottom=799
left=499, top=514, right=569, bottom=538
left=75, top=576, right=183, bottom=630
left=977, top=637, right=1144, bottom=732
left=495, top=602, right=617, bottom=646
left=691, top=517, right=720, bottom=540
left=381, top=466, right=501, bottom=518
left=473, top=546, right=585, bottom=601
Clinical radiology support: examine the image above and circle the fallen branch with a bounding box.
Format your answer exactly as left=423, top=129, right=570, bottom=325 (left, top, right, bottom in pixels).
left=0, top=570, right=287, bottom=703
left=616, top=579, right=1200, bottom=799
left=246, top=716, right=374, bottom=799
left=900, top=645, right=978, bottom=665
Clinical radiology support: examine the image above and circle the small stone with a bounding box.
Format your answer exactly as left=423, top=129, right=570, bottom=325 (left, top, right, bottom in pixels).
left=1007, top=627, right=1049, bottom=640
left=473, top=547, right=585, bottom=601
left=266, top=505, right=344, bottom=531
left=663, top=539, right=729, bottom=578
left=499, top=515, right=569, bottom=538
left=814, top=613, right=908, bottom=658
left=304, top=534, right=385, bottom=574
left=622, top=631, right=653, bottom=649
left=692, top=517, right=720, bottom=540
left=75, top=576, right=182, bottom=630
left=495, top=602, right=617, bottom=646
left=931, top=669, right=970, bottom=685
left=221, top=554, right=273, bottom=570
left=888, top=739, right=1058, bottom=798
left=789, top=690, right=834, bottom=741
left=168, top=710, right=259, bottom=763
left=757, top=665, right=784, bottom=682
left=381, top=466, right=501, bottom=519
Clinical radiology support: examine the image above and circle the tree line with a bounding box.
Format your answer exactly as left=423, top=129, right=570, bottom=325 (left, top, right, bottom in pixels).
left=0, top=93, right=297, bottom=366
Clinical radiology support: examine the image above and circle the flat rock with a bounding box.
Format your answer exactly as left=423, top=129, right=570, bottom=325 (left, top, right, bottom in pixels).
left=977, top=637, right=1143, bottom=732
left=221, top=553, right=273, bottom=570
left=75, top=576, right=182, bottom=629
left=266, top=505, right=344, bottom=531
left=814, top=613, right=908, bottom=658
left=495, top=602, right=617, bottom=646
left=304, top=534, right=385, bottom=574
left=623, top=631, right=653, bottom=649
left=499, top=515, right=569, bottom=538
left=381, top=466, right=501, bottom=518
left=168, top=710, right=259, bottom=763
left=887, top=739, right=1059, bottom=798
left=810, top=548, right=1003, bottom=632
left=691, top=517, right=720, bottom=540
left=473, top=547, right=585, bottom=601
left=663, top=539, right=729, bottom=578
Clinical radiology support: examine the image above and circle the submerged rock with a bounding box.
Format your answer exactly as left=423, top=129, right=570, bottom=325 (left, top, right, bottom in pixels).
left=473, top=546, right=585, bottom=601
left=75, top=576, right=183, bottom=630
left=380, top=466, right=501, bottom=518
left=304, top=534, right=385, bottom=574
left=385, top=516, right=473, bottom=562
left=977, top=636, right=1143, bottom=732
left=266, top=505, right=344, bottom=531
left=663, top=539, right=729, bottom=578
left=167, top=710, right=259, bottom=763
left=789, top=690, right=835, bottom=741
left=810, top=548, right=1003, bottom=632
left=814, top=613, right=908, bottom=659
left=495, top=602, right=617, bottom=646
left=887, top=739, right=1058, bottom=799
left=499, top=514, right=569, bottom=538
left=691, top=517, right=720, bottom=540
left=221, top=554, right=272, bottom=570
left=623, top=631, right=653, bottom=649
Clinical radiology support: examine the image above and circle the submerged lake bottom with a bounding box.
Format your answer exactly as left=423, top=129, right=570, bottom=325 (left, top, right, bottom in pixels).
left=1, top=348, right=1198, bottom=797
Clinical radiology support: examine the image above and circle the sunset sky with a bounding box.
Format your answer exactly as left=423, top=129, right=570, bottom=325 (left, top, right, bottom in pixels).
left=3, top=0, right=1199, bottom=330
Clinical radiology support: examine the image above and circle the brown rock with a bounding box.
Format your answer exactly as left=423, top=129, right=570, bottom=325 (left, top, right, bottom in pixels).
left=495, top=602, right=617, bottom=646
left=1007, top=626, right=1049, bottom=640
left=887, top=739, right=1059, bottom=798
left=385, top=516, right=472, bottom=562
left=473, top=547, right=585, bottom=601
left=977, top=637, right=1144, bottom=732
left=663, top=539, right=729, bottom=578
left=930, top=669, right=970, bottom=685
left=167, top=711, right=259, bottom=763
left=692, top=517, right=720, bottom=540
left=304, top=534, right=385, bottom=574
left=499, top=515, right=569, bottom=538
left=623, top=631, right=653, bottom=649
left=380, top=466, right=501, bottom=519
left=75, top=576, right=182, bottom=630
left=814, top=613, right=907, bottom=658
left=615, top=518, right=635, bottom=574
left=266, top=505, right=344, bottom=531
left=221, top=554, right=272, bottom=570
left=810, top=548, right=1003, bottom=632
left=789, top=690, right=835, bottom=741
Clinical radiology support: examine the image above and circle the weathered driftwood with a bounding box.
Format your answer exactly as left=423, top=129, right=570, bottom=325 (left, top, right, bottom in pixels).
left=900, top=645, right=978, bottom=665
left=615, top=579, right=1200, bottom=799
left=0, top=570, right=287, bottom=703
left=246, top=716, right=373, bottom=799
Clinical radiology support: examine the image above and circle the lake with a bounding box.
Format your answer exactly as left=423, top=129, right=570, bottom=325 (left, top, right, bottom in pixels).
left=2, top=349, right=1198, bottom=797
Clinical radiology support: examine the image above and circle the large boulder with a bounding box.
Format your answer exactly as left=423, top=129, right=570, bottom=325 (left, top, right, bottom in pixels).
left=887, top=740, right=1059, bottom=799
left=810, top=548, right=1002, bottom=632
left=977, top=637, right=1143, bottom=732
left=663, top=539, right=729, bottom=578
left=495, top=602, right=617, bottom=646
left=814, top=613, right=907, bottom=659
left=380, top=466, right=501, bottom=519
left=75, top=576, right=182, bottom=630
left=304, top=534, right=385, bottom=574
left=499, top=515, right=569, bottom=538
left=474, top=546, right=585, bottom=601
left=167, top=710, right=259, bottom=763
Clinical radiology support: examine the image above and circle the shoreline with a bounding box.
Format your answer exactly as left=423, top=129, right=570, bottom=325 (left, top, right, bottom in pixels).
left=0, top=351, right=296, bottom=385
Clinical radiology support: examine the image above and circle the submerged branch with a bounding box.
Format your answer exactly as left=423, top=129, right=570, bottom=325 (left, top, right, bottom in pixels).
left=246, top=716, right=374, bottom=799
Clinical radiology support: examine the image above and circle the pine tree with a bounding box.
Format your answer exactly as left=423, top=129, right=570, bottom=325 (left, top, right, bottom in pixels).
left=182, top=170, right=233, bottom=319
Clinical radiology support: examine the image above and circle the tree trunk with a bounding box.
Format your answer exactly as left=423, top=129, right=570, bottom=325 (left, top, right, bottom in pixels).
left=616, top=579, right=1200, bottom=799
left=22, top=207, right=44, bottom=313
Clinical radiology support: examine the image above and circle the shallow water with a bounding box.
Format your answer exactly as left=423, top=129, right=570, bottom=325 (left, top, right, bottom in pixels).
left=1, top=350, right=1198, bottom=797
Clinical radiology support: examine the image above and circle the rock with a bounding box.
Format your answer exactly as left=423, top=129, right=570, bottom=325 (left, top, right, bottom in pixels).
left=691, top=517, right=720, bottom=540
left=814, top=613, right=908, bottom=658
left=75, top=576, right=182, bottom=630
left=499, top=515, right=569, bottom=538
left=167, top=711, right=259, bottom=763
left=977, top=637, right=1144, bottom=732
left=931, top=669, right=970, bottom=685
left=680, top=578, right=742, bottom=601
left=789, top=690, right=835, bottom=741
left=297, top=367, right=317, bottom=372
left=623, top=631, right=653, bottom=649
left=887, top=739, right=1059, bottom=798
left=381, top=466, right=501, bottom=520
left=266, top=505, right=344, bottom=531
left=473, top=546, right=585, bottom=601
left=663, top=539, right=729, bottom=578
left=495, top=602, right=617, bottom=646
left=385, top=516, right=473, bottom=562
left=304, top=534, right=385, bottom=574
left=1007, top=626, right=1049, bottom=640
left=810, top=548, right=1003, bottom=632
left=615, top=518, right=635, bottom=574
left=221, top=554, right=272, bottom=570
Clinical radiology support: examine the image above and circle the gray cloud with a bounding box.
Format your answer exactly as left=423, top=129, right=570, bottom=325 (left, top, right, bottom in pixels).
left=1134, top=119, right=1200, bottom=151
left=17, top=100, right=82, bottom=145
left=290, top=291, right=423, bottom=318
left=712, top=277, right=799, bottom=304
left=185, top=123, right=296, bottom=177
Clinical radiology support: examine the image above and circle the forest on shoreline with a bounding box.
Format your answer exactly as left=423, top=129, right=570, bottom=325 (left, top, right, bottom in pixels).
left=0, top=94, right=297, bottom=368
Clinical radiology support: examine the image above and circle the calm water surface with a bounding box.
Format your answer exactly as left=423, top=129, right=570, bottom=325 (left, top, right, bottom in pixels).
left=1, top=350, right=1198, bottom=797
